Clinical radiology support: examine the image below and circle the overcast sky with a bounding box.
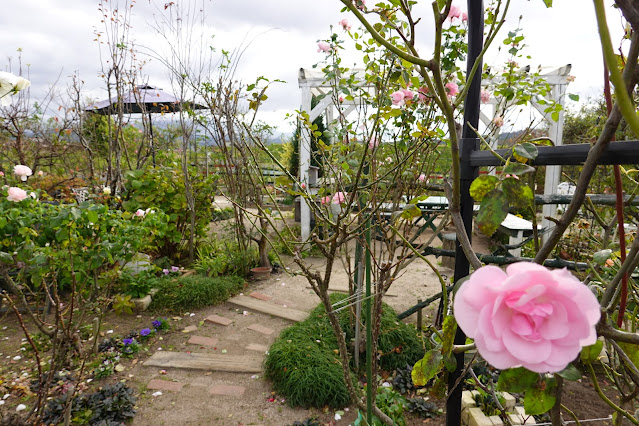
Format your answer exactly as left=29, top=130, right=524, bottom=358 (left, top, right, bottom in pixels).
left=0, top=0, right=627, bottom=137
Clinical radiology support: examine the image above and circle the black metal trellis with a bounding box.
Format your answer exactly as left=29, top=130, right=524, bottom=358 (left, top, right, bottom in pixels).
left=447, top=2, right=639, bottom=425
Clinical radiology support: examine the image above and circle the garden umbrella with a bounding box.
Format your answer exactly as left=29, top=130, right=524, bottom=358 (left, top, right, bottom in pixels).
left=85, top=85, right=206, bottom=165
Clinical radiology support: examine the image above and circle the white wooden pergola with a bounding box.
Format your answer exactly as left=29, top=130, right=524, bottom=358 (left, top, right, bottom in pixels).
left=298, top=65, right=572, bottom=243
left=479, top=64, right=572, bottom=242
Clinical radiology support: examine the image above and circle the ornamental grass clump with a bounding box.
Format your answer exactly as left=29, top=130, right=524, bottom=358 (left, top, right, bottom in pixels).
left=265, top=294, right=424, bottom=409
left=149, top=275, right=245, bottom=312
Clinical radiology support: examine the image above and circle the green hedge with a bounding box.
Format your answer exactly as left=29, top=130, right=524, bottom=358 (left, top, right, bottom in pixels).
left=149, top=275, right=246, bottom=312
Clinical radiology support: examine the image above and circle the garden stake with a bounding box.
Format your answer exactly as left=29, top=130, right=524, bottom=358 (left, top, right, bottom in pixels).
left=365, top=221, right=373, bottom=425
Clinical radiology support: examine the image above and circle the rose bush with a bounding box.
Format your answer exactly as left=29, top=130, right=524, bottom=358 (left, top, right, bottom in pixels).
left=454, top=262, right=600, bottom=373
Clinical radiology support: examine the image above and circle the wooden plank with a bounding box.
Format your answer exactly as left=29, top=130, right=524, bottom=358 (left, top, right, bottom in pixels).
left=305, top=283, right=398, bottom=297
left=144, top=351, right=263, bottom=373
left=227, top=295, right=308, bottom=322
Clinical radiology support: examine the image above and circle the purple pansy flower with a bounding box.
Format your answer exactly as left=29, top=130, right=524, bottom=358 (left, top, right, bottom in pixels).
left=171, top=266, right=179, bottom=273
left=152, top=320, right=162, bottom=329
left=123, top=338, right=133, bottom=346
left=140, top=328, right=151, bottom=336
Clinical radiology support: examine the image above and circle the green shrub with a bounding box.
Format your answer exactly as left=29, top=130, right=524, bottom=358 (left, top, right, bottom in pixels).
left=265, top=294, right=424, bottom=409
left=194, top=240, right=259, bottom=277
left=149, top=275, right=245, bottom=312
left=211, top=207, right=234, bottom=221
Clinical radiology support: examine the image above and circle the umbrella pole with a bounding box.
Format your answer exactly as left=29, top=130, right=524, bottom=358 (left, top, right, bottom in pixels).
left=148, top=112, right=156, bottom=166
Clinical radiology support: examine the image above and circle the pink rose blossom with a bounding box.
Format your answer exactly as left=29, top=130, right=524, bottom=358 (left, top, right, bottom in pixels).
left=134, top=209, right=145, bottom=217
left=0, top=171, right=4, bottom=177
left=317, top=41, right=331, bottom=53
left=390, top=90, right=405, bottom=106
left=566, top=75, right=576, bottom=83
left=447, top=4, right=462, bottom=21
left=7, top=187, right=28, bottom=202
left=445, top=82, right=459, bottom=97
left=13, top=165, right=32, bottom=182
left=417, top=174, right=426, bottom=182
left=402, top=89, right=414, bottom=101
left=454, top=263, right=600, bottom=373
left=321, top=195, right=332, bottom=205
left=368, top=137, right=379, bottom=150
left=339, top=18, right=351, bottom=31
left=461, top=12, right=468, bottom=22
left=332, top=192, right=347, bottom=205
left=301, top=183, right=306, bottom=189
left=480, top=89, right=491, bottom=104
left=37, top=170, right=44, bottom=177
left=417, top=87, right=429, bottom=102
left=493, top=117, right=504, bottom=128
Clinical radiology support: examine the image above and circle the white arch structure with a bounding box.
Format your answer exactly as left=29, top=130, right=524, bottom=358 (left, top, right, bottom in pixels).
left=298, top=65, right=572, bottom=243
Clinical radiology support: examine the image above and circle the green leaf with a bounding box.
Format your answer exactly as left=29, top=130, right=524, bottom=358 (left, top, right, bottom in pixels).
left=502, top=178, right=534, bottom=209
left=568, top=93, right=579, bottom=101
left=580, top=340, right=603, bottom=364
left=401, top=204, right=422, bottom=220
left=131, top=180, right=142, bottom=189
left=593, top=249, right=613, bottom=265
left=542, top=0, right=552, bottom=7
left=412, top=350, right=443, bottom=386
left=443, top=353, right=457, bottom=373
left=524, top=384, right=556, bottom=415
left=469, top=175, right=499, bottom=202
left=557, top=364, right=582, bottom=381
left=441, top=316, right=457, bottom=355
left=514, top=142, right=539, bottom=161
left=87, top=210, right=99, bottom=224
left=618, top=342, right=639, bottom=367
left=0, top=217, right=6, bottom=229
left=503, top=163, right=536, bottom=176
left=476, top=189, right=509, bottom=237
left=0, top=251, right=13, bottom=264
left=497, top=367, right=539, bottom=393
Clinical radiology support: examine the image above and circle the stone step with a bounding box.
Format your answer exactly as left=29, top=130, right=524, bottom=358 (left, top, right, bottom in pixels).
left=144, top=351, right=263, bottom=373
left=227, top=295, right=308, bottom=322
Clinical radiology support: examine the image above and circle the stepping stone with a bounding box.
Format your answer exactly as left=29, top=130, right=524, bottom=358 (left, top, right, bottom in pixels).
left=147, top=379, right=185, bottom=392
left=245, top=343, right=269, bottom=353
left=208, top=384, right=246, bottom=396
left=227, top=295, right=308, bottom=322
left=182, top=325, right=198, bottom=333
left=145, top=351, right=263, bottom=373
left=247, top=324, right=274, bottom=335
left=249, top=291, right=272, bottom=301
left=187, top=336, right=218, bottom=347
left=205, top=315, right=233, bottom=326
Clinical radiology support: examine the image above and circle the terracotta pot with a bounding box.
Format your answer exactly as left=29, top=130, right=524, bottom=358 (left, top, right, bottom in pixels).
left=251, top=266, right=271, bottom=281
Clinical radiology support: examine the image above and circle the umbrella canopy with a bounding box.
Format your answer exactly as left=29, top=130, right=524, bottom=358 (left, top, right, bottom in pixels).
left=85, top=84, right=206, bottom=114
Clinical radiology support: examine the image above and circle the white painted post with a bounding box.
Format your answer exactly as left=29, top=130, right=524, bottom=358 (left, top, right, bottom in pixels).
left=540, top=81, right=567, bottom=244
left=300, top=86, right=313, bottom=241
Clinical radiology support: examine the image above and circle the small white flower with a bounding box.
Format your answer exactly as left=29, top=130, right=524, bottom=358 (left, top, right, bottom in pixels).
left=12, top=356, right=21, bottom=361
left=334, top=413, right=342, bottom=421
left=189, top=313, right=195, bottom=317
left=381, top=382, right=391, bottom=388
left=103, top=186, right=111, bottom=195
left=16, top=404, right=26, bottom=411
left=152, top=391, right=162, bottom=397
left=106, top=330, right=113, bottom=334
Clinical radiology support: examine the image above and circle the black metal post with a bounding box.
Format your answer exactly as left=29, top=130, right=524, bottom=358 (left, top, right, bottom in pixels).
left=446, top=0, right=483, bottom=425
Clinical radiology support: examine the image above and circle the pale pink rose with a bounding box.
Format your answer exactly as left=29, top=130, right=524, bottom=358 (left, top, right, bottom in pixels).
left=480, top=89, right=491, bottom=104
left=332, top=192, right=347, bottom=205
left=339, top=18, right=351, bottom=31
left=566, top=75, right=576, bottom=83
left=13, top=165, right=32, bottom=182
left=445, top=82, right=459, bottom=97
left=317, top=41, right=331, bottom=53
left=368, top=137, right=379, bottom=150
left=417, top=87, right=429, bottom=102
left=0, top=171, right=4, bottom=177
left=402, top=89, right=414, bottom=101
left=385, top=156, right=393, bottom=163
left=454, top=263, right=600, bottom=373
left=37, top=170, right=44, bottom=177
left=7, top=187, right=28, bottom=202
left=390, top=90, right=405, bottom=106
left=417, top=174, right=426, bottom=182
left=461, top=12, right=468, bottom=22
left=447, top=4, right=462, bottom=21
left=493, top=117, right=504, bottom=128
left=134, top=209, right=145, bottom=217
left=321, top=195, right=332, bottom=205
